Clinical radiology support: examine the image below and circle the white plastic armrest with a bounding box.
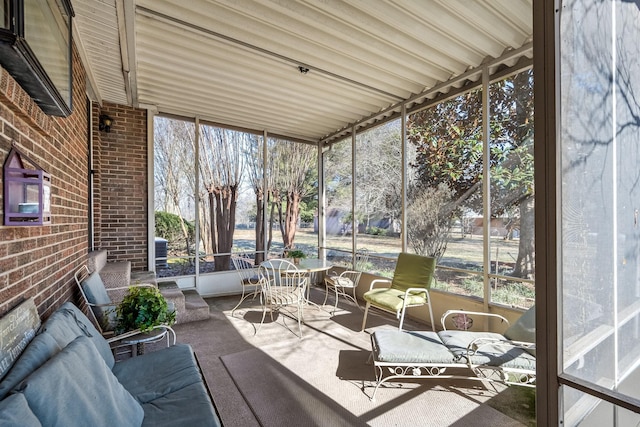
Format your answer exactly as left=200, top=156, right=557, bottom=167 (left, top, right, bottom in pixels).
left=368, top=278, right=391, bottom=291
left=441, top=310, right=509, bottom=331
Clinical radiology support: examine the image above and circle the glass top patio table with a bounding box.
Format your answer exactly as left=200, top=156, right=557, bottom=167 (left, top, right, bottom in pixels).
left=295, top=258, right=332, bottom=273
left=260, top=258, right=332, bottom=272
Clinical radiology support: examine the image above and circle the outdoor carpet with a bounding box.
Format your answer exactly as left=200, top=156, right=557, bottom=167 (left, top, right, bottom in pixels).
left=220, top=326, right=526, bottom=427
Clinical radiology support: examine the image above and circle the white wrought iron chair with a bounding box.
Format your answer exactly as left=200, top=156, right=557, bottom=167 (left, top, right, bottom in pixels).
left=230, top=254, right=262, bottom=315
left=323, top=249, right=369, bottom=314
left=74, top=265, right=176, bottom=352
left=256, top=259, right=308, bottom=339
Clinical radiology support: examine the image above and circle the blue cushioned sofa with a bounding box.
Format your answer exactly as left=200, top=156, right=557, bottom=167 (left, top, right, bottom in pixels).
left=0, top=301, right=221, bottom=427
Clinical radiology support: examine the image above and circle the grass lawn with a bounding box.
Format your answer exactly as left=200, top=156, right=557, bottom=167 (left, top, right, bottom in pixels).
left=162, top=227, right=533, bottom=307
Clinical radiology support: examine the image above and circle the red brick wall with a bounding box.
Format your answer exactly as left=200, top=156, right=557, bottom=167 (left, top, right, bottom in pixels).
left=93, top=103, right=149, bottom=271
left=0, top=48, right=89, bottom=318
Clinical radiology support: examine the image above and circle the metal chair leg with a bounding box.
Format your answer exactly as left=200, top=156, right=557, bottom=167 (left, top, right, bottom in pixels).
left=361, top=302, right=371, bottom=331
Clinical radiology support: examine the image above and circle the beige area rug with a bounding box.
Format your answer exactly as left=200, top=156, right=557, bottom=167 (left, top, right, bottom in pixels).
left=220, top=310, right=526, bottom=427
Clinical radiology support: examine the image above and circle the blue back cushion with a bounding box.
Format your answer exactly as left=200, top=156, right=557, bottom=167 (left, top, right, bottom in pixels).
left=503, top=306, right=536, bottom=343
left=38, top=302, right=115, bottom=368
left=503, top=306, right=536, bottom=356
left=81, top=271, right=118, bottom=331
left=16, top=336, right=144, bottom=427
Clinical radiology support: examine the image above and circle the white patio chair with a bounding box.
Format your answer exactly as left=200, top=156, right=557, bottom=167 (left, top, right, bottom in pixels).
left=256, top=259, right=308, bottom=339
left=323, top=249, right=369, bottom=314
left=74, top=265, right=176, bottom=351
left=361, top=252, right=436, bottom=332
left=230, top=254, right=262, bottom=316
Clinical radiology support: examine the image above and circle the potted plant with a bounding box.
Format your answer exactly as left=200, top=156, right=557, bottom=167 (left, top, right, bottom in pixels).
left=116, top=286, right=176, bottom=333
left=286, top=249, right=306, bottom=265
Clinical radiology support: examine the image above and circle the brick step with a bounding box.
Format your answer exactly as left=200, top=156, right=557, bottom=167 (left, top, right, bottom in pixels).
left=131, top=270, right=157, bottom=285
left=87, top=251, right=209, bottom=325
left=99, top=261, right=131, bottom=288
left=182, top=290, right=211, bottom=323
left=158, top=282, right=210, bottom=324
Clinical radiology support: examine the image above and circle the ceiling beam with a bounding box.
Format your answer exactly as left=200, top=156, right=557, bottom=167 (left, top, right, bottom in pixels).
left=116, top=0, right=137, bottom=106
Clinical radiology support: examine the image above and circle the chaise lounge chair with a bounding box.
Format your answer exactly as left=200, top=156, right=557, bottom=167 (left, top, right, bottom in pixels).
left=367, top=305, right=536, bottom=400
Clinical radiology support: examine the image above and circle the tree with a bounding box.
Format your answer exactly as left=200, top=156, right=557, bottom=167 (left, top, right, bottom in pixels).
left=199, top=126, right=245, bottom=271
left=154, top=118, right=196, bottom=258
left=488, top=71, right=535, bottom=278
left=407, top=69, right=535, bottom=278
left=407, top=183, right=456, bottom=259
left=245, top=135, right=267, bottom=263
left=269, top=139, right=316, bottom=250
left=324, top=138, right=354, bottom=234
left=355, top=122, right=402, bottom=233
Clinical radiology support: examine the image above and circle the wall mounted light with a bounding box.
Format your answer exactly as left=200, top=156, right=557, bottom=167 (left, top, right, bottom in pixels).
left=99, top=115, right=113, bottom=132
left=3, top=145, right=52, bottom=226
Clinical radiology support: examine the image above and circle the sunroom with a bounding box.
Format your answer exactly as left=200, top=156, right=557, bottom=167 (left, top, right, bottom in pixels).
left=2, top=0, right=640, bottom=425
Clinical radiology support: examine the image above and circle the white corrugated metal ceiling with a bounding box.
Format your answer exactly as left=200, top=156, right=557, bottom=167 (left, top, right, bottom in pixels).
left=72, top=0, right=533, bottom=144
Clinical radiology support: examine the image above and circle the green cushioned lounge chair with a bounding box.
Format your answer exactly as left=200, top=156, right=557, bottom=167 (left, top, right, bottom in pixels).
left=361, top=253, right=436, bottom=331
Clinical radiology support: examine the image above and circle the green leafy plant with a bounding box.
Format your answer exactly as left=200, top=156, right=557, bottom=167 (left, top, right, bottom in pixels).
left=286, top=249, right=306, bottom=259
left=116, top=286, right=176, bottom=333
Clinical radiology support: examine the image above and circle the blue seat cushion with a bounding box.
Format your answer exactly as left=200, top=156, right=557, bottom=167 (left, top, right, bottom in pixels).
left=438, top=330, right=536, bottom=371
left=0, top=393, right=42, bottom=427
left=112, top=344, right=204, bottom=403
left=141, top=382, right=221, bottom=427
left=373, top=330, right=455, bottom=364
left=16, top=336, right=144, bottom=427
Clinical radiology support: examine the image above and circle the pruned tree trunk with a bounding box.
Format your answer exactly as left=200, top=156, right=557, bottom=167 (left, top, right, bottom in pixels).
left=283, top=192, right=301, bottom=249
left=267, top=199, right=275, bottom=253
left=208, top=191, right=217, bottom=254
left=513, top=195, right=535, bottom=279
left=212, top=185, right=238, bottom=271
left=254, top=190, right=265, bottom=264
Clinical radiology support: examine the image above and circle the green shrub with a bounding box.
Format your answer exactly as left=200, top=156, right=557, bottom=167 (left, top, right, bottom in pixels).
left=155, top=211, right=194, bottom=241
left=367, top=226, right=385, bottom=236
left=286, top=249, right=306, bottom=259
